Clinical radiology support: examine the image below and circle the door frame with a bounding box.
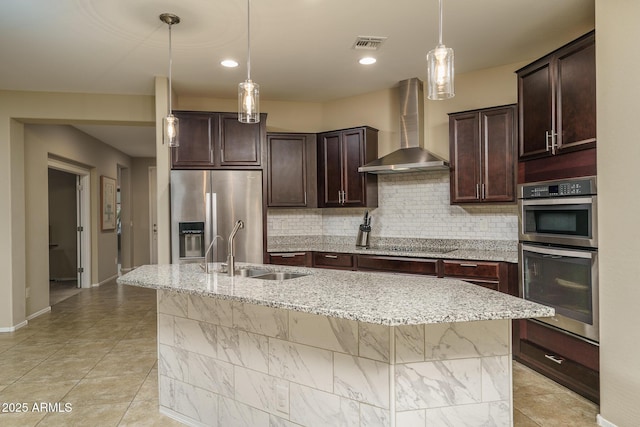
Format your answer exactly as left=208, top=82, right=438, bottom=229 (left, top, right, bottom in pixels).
left=149, top=166, right=158, bottom=264
left=47, top=158, right=92, bottom=288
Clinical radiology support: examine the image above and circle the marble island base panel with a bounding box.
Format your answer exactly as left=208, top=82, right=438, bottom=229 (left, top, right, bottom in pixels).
left=157, top=290, right=512, bottom=427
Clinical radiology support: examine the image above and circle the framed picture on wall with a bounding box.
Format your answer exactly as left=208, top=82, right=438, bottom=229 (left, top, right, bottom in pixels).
left=101, top=175, right=117, bottom=231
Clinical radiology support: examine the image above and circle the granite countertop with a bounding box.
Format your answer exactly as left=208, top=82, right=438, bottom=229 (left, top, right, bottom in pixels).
left=117, top=262, right=552, bottom=326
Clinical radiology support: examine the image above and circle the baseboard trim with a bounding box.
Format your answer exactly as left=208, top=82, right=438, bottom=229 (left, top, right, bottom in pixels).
left=27, top=306, right=51, bottom=320
left=597, top=414, right=618, bottom=427
left=92, top=274, right=119, bottom=288
left=0, top=320, right=28, bottom=333
left=159, top=407, right=208, bottom=427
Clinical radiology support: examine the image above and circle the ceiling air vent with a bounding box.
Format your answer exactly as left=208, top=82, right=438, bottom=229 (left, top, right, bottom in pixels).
left=352, top=36, right=387, bottom=50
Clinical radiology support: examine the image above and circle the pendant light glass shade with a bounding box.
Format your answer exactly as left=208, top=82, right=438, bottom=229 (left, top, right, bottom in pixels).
left=427, top=44, right=454, bottom=100
left=427, top=0, right=454, bottom=100
left=238, top=79, right=260, bottom=123
left=163, top=114, right=179, bottom=146
left=239, top=0, right=260, bottom=123
left=160, top=13, right=180, bottom=146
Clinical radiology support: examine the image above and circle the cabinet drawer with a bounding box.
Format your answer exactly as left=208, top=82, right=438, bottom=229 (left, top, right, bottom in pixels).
left=268, top=252, right=311, bottom=267
left=356, top=255, right=438, bottom=276
left=442, top=260, right=500, bottom=280
left=313, top=252, right=354, bottom=270
left=519, top=340, right=599, bottom=403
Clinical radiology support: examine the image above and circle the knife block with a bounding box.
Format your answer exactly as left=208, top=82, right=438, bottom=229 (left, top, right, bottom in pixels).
left=356, top=228, right=370, bottom=248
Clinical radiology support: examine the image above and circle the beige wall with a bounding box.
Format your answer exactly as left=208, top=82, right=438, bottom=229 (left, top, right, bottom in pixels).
left=596, top=1, right=640, bottom=425
left=24, top=124, right=132, bottom=315
left=0, top=90, right=154, bottom=329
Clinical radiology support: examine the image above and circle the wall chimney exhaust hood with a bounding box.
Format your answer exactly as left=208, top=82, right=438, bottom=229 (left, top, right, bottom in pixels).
left=358, top=78, right=449, bottom=174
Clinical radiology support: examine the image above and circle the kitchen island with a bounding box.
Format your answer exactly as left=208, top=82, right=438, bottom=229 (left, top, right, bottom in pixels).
left=117, top=263, right=553, bottom=427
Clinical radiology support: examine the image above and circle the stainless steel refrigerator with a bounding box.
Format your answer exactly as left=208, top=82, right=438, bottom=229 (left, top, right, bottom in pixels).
left=170, top=170, right=263, bottom=264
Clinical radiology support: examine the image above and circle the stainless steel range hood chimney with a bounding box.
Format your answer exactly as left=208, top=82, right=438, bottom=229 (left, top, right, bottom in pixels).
left=358, top=78, right=449, bottom=174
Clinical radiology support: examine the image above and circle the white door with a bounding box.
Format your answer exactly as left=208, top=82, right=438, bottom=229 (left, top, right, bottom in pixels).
left=76, top=175, right=83, bottom=288
left=149, top=166, right=158, bottom=264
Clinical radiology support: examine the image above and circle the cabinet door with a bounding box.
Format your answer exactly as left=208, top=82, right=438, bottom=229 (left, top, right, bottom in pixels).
left=449, top=112, right=481, bottom=203
left=171, top=112, right=215, bottom=168
left=218, top=113, right=263, bottom=166
left=481, top=106, right=516, bottom=202
left=556, top=35, right=596, bottom=153
left=318, top=131, right=343, bottom=207
left=518, top=60, right=554, bottom=160
left=342, top=128, right=366, bottom=206
left=267, top=133, right=316, bottom=207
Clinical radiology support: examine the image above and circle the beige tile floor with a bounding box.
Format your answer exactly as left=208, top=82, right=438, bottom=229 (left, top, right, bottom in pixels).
left=1, top=280, right=599, bottom=426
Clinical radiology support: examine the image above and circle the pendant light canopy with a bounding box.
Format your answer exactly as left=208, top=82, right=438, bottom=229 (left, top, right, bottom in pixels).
left=160, top=13, right=180, bottom=146
left=427, top=0, right=454, bottom=100
left=238, top=0, right=260, bottom=123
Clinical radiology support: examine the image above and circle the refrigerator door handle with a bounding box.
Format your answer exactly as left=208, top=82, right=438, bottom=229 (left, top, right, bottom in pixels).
left=205, top=192, right=219, bottom=262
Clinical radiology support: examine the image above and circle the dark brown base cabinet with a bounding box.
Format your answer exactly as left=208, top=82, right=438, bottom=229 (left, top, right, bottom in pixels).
left=317, top=127, right=378, bottom=208
left=171, top=111, right=266, bottom=169
left=268, top=252, right=516, bottom=296
left=313, top=252, right=356, bottom=270
left=356, top=255, right=438, bottom=276
left=449, top=105, right=517, bottom=204
left=266, top=133, right=317, bottom=208
left=513, top=319, right=599, bottom=404
left=268, top=252, right=312, bottom=267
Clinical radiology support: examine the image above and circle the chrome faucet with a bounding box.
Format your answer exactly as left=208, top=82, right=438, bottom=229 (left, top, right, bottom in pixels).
left=227, top=220, right=244, bottom=276
left=201, top=235, right=223, bottom=274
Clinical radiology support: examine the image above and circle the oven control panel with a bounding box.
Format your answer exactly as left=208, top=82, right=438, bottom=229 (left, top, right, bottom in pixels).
left=519, top=177, right=596, bottom=199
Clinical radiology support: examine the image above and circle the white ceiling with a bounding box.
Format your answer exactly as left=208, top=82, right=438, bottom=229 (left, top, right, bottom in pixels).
left=0, top=0, right=594, bottom=157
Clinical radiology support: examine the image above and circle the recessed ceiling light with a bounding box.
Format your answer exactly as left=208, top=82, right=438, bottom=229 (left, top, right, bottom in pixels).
left=359, top=57, right=377, bottom=65
left=221, top=59, right=239, bottom=68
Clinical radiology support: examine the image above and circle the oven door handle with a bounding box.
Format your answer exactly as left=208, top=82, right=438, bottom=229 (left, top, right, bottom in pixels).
left=520, top=197, right=594, bottom=206
left=520, top=243, right=595, bottom=259
left=542, top=254, right=564, bottom=259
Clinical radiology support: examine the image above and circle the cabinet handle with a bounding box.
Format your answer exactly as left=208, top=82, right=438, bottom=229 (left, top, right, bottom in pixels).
left=338, top=190, right=342, bottom=204
left=304, top=191, right=307, bottom=206
left=546, top=130, right=558, bottom=155
left=459, top=263, right=478, bottom=268
left=273, top=252, right=305, bottom=257
left=324, top=255, right=338, bottom=259
left=476, top=184, right=480, bottom=199
left=544, top=354, right=564, bottom=365
left=481, top=184, right=485, bottom=200
left=342, top=190, right=346, bottom=204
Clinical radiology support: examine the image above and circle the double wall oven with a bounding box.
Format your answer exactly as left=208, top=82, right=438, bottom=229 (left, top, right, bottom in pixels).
left=518, top=176, right=598, bottom=343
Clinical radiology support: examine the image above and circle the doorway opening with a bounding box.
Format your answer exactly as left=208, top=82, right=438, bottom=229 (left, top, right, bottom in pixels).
left=47, top=159, right=91, bottom=305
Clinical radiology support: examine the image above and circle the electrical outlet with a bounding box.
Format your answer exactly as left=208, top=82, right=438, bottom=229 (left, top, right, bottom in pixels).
left=479, top=217, right=489, bottom=231
left=26, top=287, right=30, bottom=299
left=275, top=385, right=289, bottom=413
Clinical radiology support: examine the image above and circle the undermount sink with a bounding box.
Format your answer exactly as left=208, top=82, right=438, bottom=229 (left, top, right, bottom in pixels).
left=237, top=268, right=308, bottom=281
left=251, top=272, right=308, bottom=281
left=237, top=268, right=271, bottom=277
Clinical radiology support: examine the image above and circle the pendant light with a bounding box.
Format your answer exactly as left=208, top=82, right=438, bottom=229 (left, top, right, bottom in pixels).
left=426, top=0, right=454, bottom=100
left=238, top=0, right=260, bottom=123
left=160, top=13, right=180, bottom=146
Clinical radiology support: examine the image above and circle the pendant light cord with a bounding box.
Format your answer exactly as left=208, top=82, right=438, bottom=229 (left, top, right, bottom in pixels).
left=247, top=0, right=251, bottom=81
left=438, top=0, right=443, bottom=46
left=168, top=22, right=173, bottom=115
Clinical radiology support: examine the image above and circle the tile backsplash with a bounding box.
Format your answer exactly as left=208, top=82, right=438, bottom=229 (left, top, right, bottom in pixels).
left=268, top=171, right=518, bottom=241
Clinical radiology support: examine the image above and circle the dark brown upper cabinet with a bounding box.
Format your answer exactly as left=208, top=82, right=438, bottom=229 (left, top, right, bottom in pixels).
left=317, top=126, right=378, bottom=208
left=266, top=133, right=317, bottom=208
left=449, top=105, right=517, bottom=204
left=171, top=111, right=266, bottom=169
left=517, top=31, right=595, bottom=161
